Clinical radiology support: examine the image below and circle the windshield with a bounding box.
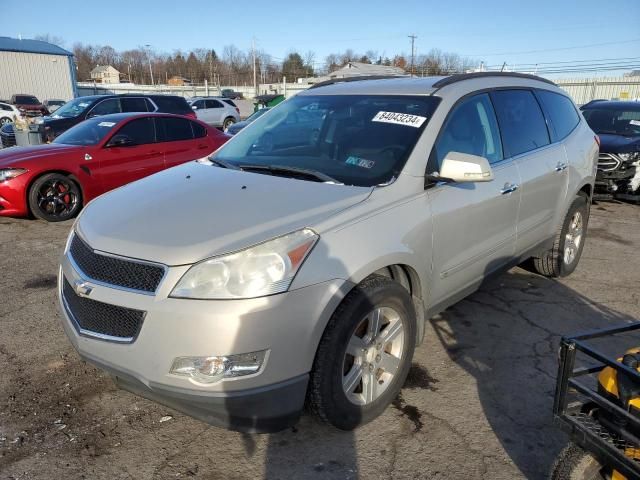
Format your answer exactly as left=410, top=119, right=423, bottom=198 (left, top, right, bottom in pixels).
left=51, top=98, right=93, bottom=118
left=212, top=95, right=440, bottom=187
left=582, top=107, right=640, bottom=136
left=15, top=95, right=40, bottom=105
left=53, top=117, right=119, bottom=146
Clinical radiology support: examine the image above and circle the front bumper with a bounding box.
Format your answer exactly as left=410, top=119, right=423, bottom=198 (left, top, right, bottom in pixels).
left=0, top=176, right=30, bottom=216
left=58, top=252, right=350, bottom=431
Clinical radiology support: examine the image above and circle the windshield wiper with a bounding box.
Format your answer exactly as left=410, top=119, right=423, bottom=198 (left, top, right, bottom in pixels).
left=208, top=157, right=240, bottom=170
left=239, top=164, right=343, bottom=184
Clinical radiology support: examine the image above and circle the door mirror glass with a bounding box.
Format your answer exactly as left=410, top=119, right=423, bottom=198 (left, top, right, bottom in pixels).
left=439, top=151, right=494, bottom=183
left=107, top=134, right=134, bottom=147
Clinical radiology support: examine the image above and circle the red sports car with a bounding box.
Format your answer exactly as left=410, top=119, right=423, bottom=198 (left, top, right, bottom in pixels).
left=0, top=112, right=229, bottom=222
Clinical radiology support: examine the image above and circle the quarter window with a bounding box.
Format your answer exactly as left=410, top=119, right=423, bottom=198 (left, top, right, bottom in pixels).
left=191, top=121, right=207, bottom=138
left=490, top=90, right=550, bottom=157
left=536, top=90, right=580, bottom=142
left=115, top=118, right=156, bottom=145
left=433, top=93, right=503, bottom=168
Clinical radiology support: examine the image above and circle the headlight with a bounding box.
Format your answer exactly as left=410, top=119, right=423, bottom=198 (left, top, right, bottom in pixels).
left=170, top=228, right=318, bottom=299
left=0, top=168, right=27, bottom=182
left=619, top=152, right=640, bottom=163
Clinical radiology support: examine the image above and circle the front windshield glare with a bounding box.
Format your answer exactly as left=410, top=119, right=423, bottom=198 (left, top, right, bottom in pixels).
left=51, top=98, right=92, bottom=118
left=212, top=94, right=440, bottom=187
left=582, top=108, right=640, bottom=136
left=53, top=118, right=118, bottom=146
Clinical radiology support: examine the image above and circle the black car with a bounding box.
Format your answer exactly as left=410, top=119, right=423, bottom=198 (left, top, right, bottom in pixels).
left=38, top=94, right=195, bottom=141
left=221, top=89, right=243, bottom=100
left=581, top=100, right=640, bottom=202
left=0, top=123, right=15, bottom=148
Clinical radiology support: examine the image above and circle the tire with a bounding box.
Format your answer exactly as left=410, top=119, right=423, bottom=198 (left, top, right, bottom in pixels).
left=28, top=173, right=82, bottom=222
left=533, top=193, right=589, bottom=277
left=550, top=443, right=607, bottom=480
left=0, top=117, right=12, bottom=126
left=223, top=117, right=236, bottom=131
left=307, top=275, right=416, bottom=430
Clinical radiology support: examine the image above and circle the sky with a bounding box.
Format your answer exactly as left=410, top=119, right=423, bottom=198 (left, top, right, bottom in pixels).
left=3, top=0, right=640, bottom=77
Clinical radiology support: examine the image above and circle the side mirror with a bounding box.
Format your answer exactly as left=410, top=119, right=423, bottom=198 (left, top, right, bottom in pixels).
left=107, top=134, right=134, bottom=147
left=191, top=105, right=198, bottom=110
left=439, top=151, right=494, bottom=183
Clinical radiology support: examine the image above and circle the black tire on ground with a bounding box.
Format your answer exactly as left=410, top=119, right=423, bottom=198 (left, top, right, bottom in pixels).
left=533, top=193, right=589, bottom=277
left=0, top=117, right=12, bottom=126
left=28, top=173, right=82, bottom=222
left=223, top=117, right=236, bottom=131
left=550, top=443, right=607, bottom=480
left=307, top=274, right=416, bottom=430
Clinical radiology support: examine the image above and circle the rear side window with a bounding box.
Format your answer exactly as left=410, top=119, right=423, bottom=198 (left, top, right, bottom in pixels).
left=115, top=118, right=156, bottom=145
left=158, top=117, right=194, bottom=142
left=222, top=99, right=236, bottom=107
left=90, top=98, right=122, bottom=116
left=490, top=90, right=550, bottom=157
left=121, top=97, right=150, bottom=113
left=152, top=96, right=192, bottom=115
left=536, top=90, right=580, bottom=142
left=205, top=99, right=224, bottom=109
left=191, top=121, right=207, bottom=138
left=433, top=93, right=503, bottom=167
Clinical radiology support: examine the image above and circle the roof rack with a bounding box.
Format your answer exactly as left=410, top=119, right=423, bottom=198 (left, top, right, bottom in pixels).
left=308, top=75, right=407, bottom=90
left=432, top=72, right=556, bottom=88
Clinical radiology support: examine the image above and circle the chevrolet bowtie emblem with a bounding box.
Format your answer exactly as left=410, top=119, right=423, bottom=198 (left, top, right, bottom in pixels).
left=73, top=280, right=93, bottom=297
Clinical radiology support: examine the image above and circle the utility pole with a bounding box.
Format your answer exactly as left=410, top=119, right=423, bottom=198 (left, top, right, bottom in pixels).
left=408, top=34, right=417, bottom=77
left=252, top=37, right=258, bottom=97
left=145, top=44, right=154, bottom=85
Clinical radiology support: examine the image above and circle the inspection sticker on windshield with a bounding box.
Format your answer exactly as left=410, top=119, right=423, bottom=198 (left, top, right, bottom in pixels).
left=372, top=111, right=427, bottom=128
left=346, top=156, right=375, bottom=169
left=98, top=121, right=116, bottom=127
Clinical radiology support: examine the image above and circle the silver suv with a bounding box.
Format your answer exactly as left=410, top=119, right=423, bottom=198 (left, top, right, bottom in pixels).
left=188, top=96, right=240, bottom=131
left=58, top=73, right=598, bottom=433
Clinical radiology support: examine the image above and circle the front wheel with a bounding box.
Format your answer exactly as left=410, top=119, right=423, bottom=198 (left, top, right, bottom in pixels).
left=28, top=173, right=82, bottom=222
left=533, top=193, right=589, bottom=277
left=223, top=117, right=236, bottom=132
left=307, top=275, right=416, bottom=430
left=0, top=117, right=12, bottom=126
left=550, top=444, right=608, bottom=480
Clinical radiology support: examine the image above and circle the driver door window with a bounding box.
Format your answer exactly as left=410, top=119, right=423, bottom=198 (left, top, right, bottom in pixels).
left=88, top=98, right=122, bottom=117
left=433, top=93, right=503, bottom=170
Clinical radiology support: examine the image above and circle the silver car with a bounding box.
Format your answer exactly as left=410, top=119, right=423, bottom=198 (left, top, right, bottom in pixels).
left=188, top=96, right=240, bottom=131
left=58, top=73, right=598, bottom=432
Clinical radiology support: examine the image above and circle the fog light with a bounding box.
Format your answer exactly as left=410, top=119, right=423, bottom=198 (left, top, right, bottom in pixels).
left=170, top=350, right=267, bottom=384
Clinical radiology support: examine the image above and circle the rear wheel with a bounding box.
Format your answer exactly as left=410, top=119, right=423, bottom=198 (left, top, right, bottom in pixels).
left=550, top=444, right=608, bottom=480
left=223, top=117, right=236, bottom=132
left=533, top=194, right=589, bottom=277
left=307, top=275, right=416, bottom=430
left=0, top=117, right=12, bottom=126
left=28, top=173, right=82, bottom=222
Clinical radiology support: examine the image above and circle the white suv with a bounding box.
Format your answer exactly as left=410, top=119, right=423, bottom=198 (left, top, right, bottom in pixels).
left=58, top=73, right=598, bottom=433
left=188, top=97, right=240, bottom=131
left=0, top=101, right=22, bottom=126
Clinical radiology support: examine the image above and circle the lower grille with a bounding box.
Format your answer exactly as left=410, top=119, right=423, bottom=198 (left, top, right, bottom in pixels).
left=598, top=153, right=621, bottom=172
left=62, top=277, right=145, bottom=342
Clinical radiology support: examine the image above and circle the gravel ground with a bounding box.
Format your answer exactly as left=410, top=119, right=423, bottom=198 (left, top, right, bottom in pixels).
left=1, top=201, right=639, bottom=480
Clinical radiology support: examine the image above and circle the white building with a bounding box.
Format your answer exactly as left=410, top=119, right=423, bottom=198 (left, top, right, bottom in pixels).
left=0, top=36, right=76, bottom=101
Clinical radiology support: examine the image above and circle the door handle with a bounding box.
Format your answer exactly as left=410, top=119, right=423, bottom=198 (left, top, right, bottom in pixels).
left=555, top=162, right=567, bottom=172
left=500, top=183, right=519, bottom=195
left=146, top=150, right=161, bottom=156
left=197, top=144, right=209, bottom=150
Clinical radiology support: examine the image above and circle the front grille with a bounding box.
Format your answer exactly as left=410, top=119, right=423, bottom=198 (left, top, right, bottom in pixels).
left=62, top=277, right=145, bottom=341
left=598, top=153, right=622, bottom=172
left=69, top=234, right=165, bottom=293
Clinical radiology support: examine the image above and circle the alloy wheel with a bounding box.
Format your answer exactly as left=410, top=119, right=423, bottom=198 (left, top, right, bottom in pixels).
left=564, top=211, right=583, bottom=265
left=342, top=306, right=405, bottom=405
left=37, top=179, right=79, bottom=218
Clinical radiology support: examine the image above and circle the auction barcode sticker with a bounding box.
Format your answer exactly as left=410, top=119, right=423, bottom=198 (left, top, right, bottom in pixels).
left=372, top=111, right=427, bottom=128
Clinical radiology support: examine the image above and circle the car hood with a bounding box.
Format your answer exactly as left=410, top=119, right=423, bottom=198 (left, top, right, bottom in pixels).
left=77, top=161, right=372, bottom=266
left=0, top=144, right=82, bottom=167
left=597, top=133, right=640, bottom=153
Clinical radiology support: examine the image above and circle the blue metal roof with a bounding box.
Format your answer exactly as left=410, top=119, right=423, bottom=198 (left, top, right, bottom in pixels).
left=0, top=36, right=73, bottom=57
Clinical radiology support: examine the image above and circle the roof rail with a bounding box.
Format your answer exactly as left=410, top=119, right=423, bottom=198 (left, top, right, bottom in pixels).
left=308, top=75, right=407, bottom=90
left=432, top=72, right=556, bottom=88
